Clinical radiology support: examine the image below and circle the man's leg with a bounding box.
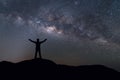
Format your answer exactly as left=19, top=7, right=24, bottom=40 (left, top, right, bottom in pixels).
left=34, top=50, right=37, bottom=59
left=39, top=49, right=42, bottom=59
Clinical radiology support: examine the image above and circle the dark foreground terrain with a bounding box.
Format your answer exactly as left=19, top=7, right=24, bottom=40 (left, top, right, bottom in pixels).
left=0, top=58, right=119, bottom=80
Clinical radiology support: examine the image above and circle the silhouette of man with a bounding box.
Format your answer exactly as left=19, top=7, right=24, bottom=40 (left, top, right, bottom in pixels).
left=29, top=38, right=47, bottom=59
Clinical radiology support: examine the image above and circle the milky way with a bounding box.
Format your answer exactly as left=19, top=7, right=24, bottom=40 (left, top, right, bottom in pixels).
left=0, top=0, right=120, bottom=71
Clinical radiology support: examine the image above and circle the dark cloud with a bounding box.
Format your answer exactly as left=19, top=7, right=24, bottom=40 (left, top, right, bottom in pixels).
left=97, top=0, right=115, bottom=14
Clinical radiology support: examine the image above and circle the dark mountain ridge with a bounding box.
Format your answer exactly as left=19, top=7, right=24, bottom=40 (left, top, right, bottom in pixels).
left=0, top=58, right=119, bottom=79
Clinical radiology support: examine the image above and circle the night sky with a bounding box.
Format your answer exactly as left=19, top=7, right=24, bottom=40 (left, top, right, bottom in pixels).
left=0, top=0, right=120, bottom=71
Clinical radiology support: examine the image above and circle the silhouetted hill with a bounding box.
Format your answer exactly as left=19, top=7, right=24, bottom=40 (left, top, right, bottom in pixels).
left=0, top=59, right=119, bottom=80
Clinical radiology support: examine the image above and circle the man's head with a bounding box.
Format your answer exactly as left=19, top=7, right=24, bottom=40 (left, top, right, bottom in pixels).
left=37, top=38, right=39, bottom=42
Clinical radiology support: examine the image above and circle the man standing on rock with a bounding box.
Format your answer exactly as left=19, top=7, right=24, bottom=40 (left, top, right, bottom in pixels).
left=29, top=38, right=47, bottom=59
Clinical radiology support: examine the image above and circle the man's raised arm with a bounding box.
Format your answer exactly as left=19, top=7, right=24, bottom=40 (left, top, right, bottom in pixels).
left=40, top=39, right=47, bottom=43
left=28, top=39, right=36, bottom=43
